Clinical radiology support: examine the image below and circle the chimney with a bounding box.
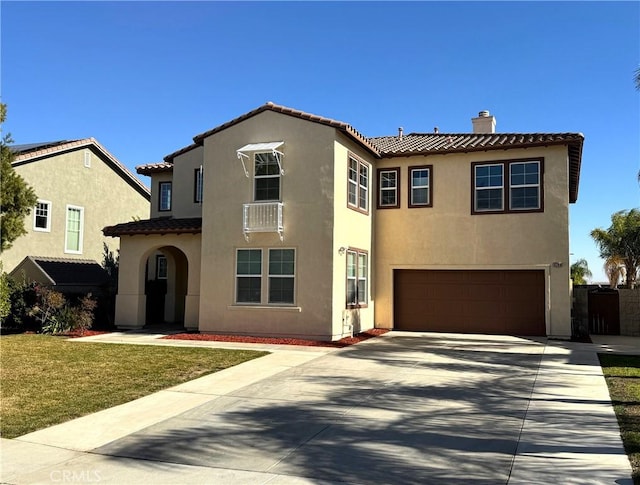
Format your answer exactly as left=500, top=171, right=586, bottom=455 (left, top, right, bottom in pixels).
left=472, top=110, right=496, bottom=133
left=398, top=127, right=404, bottom=140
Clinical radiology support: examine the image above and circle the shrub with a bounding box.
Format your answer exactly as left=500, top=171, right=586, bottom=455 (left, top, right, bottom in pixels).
left=29, top=286, right=65, bottom=332
left=34, top=289, right=97, bottom=335
left=0, top=265, right=10, bottom=324
left=1, top=276, right=37, bottom=332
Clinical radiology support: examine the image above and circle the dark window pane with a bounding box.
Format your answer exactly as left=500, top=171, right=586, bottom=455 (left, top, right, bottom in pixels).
left=511, top=187, right=539, bottom=209
left=255, top=178, right=280, bottom=201
left=269, top=278, right=294, bottom=304
left=269, top=249, right=295, bottom=275
left=237, top=277, right=261, bottom=303
left=412, top=187, right=428, bottom=205
left=476, top=188, right=503, bottom=210
left=381, top=190, right=396, bottom=205
left=237, top=250, right=261, bottom=275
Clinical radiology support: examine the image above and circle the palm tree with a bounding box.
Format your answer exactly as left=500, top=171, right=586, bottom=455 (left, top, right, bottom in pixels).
left=570, top=259, right=592, bottom=285
left=591, top=209, right=640, bottom=289
left=603, top=255, right=625, bottom=289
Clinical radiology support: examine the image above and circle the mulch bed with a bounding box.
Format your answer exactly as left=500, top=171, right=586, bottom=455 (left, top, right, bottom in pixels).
left=163, top=328, right=390, bottom=348
left=64, top=330, right=111, bottom=338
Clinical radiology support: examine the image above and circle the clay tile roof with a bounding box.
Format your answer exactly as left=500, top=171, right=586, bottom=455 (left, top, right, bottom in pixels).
left=103, top=217, right=202, bottom=237
left=11, top=138, right=150, bottom=199
left=192, top=102, right=380, bottom=157
left=136, top=162, right=173, bottom=175
left=368, top=132, right=584, bottom=155
left=368, top=132, right=584, bottom=203
left=164, top=143, right=200, bottom=163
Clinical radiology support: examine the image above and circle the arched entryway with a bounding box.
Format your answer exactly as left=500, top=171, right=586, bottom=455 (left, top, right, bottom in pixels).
left=143, top=246, right=189, bottom=326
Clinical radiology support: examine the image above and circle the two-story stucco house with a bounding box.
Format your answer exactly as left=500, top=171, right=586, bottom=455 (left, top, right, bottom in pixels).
left=104, top=103, right=583, bottom=339
left=3, top=139, right=150, bottom=275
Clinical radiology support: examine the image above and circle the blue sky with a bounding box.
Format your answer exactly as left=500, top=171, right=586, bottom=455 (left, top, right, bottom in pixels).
left=2, top=1, right=639, bottom=282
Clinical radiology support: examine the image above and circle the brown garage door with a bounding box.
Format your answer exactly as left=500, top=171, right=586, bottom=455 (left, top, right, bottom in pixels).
left=394, top=270, right=545, bottom=336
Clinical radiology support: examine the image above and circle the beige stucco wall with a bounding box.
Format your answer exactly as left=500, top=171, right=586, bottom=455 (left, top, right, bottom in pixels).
left=115, top=233, right=202, bottom=329
left=171, top=146, right=205, bottom=219
left=331, top=134, right=375, bottom=336
left=2, top=148, right=149, bottom=272
left=374, top=145, right=572, bottom=338
left=198, top=110, right=363, bottom=340
left=149, top=172, right=173, bottom=218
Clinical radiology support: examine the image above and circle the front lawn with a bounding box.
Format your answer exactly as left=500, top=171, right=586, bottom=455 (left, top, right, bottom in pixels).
left=599, top=353, right=640, bottom=484
left=0, top=334, right=267, bottom=438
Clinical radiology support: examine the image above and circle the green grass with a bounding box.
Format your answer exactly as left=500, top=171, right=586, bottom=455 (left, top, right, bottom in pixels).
left=0, top=334, right=268, bottom=438
left=599, top=353, right=640, bottom=484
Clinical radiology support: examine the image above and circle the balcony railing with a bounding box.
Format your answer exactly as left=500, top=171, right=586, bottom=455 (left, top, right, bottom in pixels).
left=243, top=202, right=284, bottom=240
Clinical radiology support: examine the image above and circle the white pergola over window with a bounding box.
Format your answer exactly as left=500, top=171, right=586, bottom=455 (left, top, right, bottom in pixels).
left=236, top=141, right=285, bottom=177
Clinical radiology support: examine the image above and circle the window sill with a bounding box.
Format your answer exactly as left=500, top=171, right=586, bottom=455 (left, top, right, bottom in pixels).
left=228, top=305, right=302, bottom=312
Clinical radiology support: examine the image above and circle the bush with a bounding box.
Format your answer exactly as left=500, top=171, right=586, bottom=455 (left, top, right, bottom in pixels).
left=29, top=287, right=96, bottom=335
left=1, top=276, right=37, bottom=332
left=0, top=266, right=10, bottom=324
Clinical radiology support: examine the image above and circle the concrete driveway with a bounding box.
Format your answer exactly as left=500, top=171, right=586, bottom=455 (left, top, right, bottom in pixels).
left=2, top=332, right=634, bottom=484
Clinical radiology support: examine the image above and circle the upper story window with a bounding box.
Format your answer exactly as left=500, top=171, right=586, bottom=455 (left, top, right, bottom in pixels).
left=409, top=165, right=433, bottom=208
left=377, top=168, right=400, bottom=209
left=254, top=152, right=281, bottom=201
left=510, top=161, right=541, bottom=210
left=472, top=159, right=543, bottom=214
left=348, top=154, right=369, bottom=214
left=65, top=205, right=84, bottom=254
left=159, top=182, right=172, bottom=211
left=194, top=167, right=203, bottom=203
left=34, top=200, right=52, bottom=232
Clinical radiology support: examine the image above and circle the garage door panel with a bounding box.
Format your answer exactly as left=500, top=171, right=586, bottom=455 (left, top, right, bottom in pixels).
left=394, top=270, right=545, bottom=336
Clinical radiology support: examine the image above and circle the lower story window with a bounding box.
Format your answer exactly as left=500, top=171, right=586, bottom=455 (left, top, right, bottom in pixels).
left=236, top=248, right=296, bottom=305
left=346, top=249, right=368, bottom=307
left=156, top=255, right=168, bottom=279
left=236, top=249, right=262, bottom=303
left=268, top=249, right=295, bottom=304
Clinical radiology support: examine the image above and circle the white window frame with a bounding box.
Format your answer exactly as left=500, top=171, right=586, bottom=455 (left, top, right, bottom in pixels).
left=268, top=248, right=296, bottom=305
left=509, top=161, right=541, bottom=211
left=84, top=149, right=91, bottom=168
left=378, top=168, right=399, bottom=208
left=409, top=166, right=432, bottom=208
left=159, top=181, right=172, bottom=212
left=235, top=249, right=263, bottom=304
left=254, top=152, right=281, bottom=202
left=156, top=255, right=168, bottom=279
left=64, top=205, right=84, bottom=254
left=474, top=163, right=504, bottom=212
left=194, top=167, right=204, bottom=204
left=33, top=199, right=52, bottom=232
left=348, top=155, right=369, bottom=213
left=346, top=248, right=368, bottom=307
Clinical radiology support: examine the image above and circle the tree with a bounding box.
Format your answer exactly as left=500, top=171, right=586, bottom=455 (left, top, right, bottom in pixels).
left=603, top=255, right=625, bottom=289
left=0, top=104, right=37, bottom=252
left=590, top=209, right=640, bottom=288
left=570, top=258, right=592, bottom=285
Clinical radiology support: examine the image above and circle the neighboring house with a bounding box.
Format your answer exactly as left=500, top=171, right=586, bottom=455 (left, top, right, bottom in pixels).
left=9, top=257, right=109, bottom=295
left=104, top=103, right=583, bottom=340
left=2, top=139, right=150, bottom=274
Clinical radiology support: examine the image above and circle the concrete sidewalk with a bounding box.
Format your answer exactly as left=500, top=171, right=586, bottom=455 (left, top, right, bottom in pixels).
left=1, top=332, right=636, bottom=484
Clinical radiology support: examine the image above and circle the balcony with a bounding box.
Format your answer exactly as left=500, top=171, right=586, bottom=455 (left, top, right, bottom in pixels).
left=243, top=202, right=284, bottom=240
